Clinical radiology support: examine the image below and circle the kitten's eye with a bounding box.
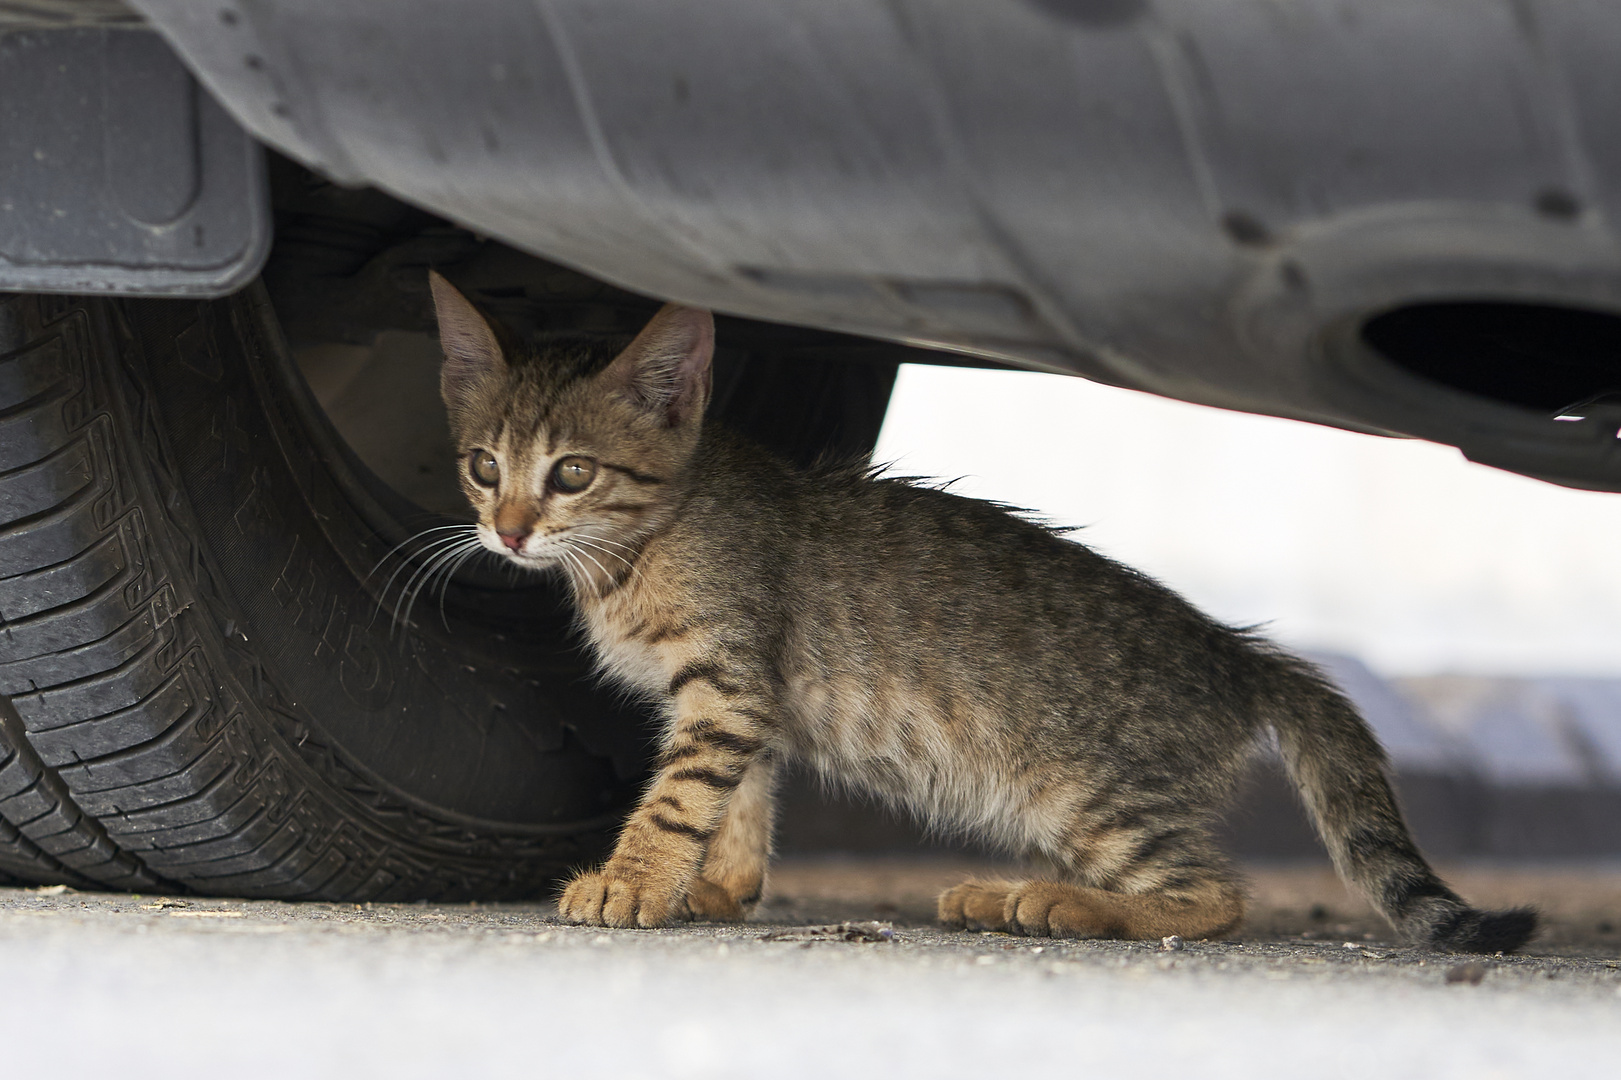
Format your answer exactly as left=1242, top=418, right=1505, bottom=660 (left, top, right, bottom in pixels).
left=468, top=449, right=500, bottom=488
left=551, top=455, right=597, bottom=493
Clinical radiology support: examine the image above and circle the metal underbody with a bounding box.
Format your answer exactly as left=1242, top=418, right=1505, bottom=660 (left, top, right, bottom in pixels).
left=6, top=1, right=1621, bottom=489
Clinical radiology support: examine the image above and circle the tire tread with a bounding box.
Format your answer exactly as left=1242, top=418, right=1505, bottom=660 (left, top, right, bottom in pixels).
left=0, top=293, right=608, bottom=898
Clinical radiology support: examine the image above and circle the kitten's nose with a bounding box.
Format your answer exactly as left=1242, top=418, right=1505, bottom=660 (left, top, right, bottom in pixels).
left=493, top=504, right=537, bottom=552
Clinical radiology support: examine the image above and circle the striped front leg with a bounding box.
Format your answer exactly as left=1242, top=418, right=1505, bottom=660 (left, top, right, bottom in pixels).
left=684, top=754, right=779, bottom=921
left=559, top=658, right=773, bottom=928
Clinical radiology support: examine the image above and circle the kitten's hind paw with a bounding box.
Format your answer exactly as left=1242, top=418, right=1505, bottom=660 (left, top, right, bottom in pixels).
left=682, top=878, right=748, bottom=923
left=938, top=879, right=1020, bottom=932
left=1004, top=881, right=1119, bottom=938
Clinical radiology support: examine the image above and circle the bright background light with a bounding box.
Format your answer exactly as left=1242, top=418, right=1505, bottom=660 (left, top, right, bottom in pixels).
left=874, top=364, right=1621, bottom=677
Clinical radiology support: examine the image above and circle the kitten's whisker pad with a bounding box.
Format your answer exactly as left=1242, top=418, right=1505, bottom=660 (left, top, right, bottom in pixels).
left=431, top=270, right=1535, bottom=951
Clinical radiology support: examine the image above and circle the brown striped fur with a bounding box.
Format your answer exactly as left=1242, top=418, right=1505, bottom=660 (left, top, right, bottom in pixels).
left=429, top=272, right=1535, bottom=952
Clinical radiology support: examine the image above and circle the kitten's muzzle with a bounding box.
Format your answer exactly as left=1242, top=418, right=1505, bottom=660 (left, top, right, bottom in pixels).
left=496, top=528, right=528, bottom=552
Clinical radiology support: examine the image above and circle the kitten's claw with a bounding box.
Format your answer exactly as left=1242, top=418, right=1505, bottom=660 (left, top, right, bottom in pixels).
left=558, top=865, right=682, bottom=928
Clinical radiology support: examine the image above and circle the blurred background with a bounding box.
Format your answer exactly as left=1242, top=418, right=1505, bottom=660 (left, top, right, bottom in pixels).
left=876, top=364, right=1621, bottom=679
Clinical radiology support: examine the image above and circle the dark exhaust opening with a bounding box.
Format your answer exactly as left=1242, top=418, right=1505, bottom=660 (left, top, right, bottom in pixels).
left=1361, top=301, right=1621, bottom=415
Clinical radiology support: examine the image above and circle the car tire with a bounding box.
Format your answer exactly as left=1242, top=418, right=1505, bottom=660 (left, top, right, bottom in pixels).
left=0, top=284, right=668, bottom=899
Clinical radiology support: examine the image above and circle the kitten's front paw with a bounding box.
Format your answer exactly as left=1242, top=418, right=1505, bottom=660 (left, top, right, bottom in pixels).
left=558, top=870, right=611, bottom=925
left=558, top=865, right=681, bottom=928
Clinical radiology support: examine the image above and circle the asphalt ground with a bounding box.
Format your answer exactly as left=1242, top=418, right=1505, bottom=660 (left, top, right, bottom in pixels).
left=3, top=858, right=1617, bottom=1079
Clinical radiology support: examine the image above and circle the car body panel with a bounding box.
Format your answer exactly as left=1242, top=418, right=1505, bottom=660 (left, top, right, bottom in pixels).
left=12, top=0, right=1618, bottom=488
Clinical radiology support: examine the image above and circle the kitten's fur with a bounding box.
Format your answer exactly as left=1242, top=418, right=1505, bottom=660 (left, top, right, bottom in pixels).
left=429, top=271, right=1535, bottom=951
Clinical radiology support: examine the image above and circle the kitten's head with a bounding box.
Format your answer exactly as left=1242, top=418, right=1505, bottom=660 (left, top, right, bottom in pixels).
left=429, top=271, right=713, bottom=579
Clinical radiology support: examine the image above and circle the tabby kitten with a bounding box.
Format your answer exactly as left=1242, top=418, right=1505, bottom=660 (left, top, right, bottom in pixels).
left=428, top=271, right=1534, bottom=952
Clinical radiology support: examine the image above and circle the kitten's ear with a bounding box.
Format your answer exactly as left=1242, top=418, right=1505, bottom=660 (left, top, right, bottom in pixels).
left=603, top=303, right=714, bottom=427
left=429, top=270, right=505, bottom=410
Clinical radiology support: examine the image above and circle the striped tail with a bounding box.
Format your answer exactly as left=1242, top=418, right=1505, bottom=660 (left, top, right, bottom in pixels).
left=1257, top=652, right=1536, bottom=953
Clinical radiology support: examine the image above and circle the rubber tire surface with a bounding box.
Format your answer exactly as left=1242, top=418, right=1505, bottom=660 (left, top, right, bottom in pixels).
left=0, top=288, right=654, bottom=899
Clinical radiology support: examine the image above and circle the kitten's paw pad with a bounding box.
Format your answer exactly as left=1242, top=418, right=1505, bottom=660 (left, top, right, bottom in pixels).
left=938, top=880, right=1019, bottom=932
left=558, top=867, right=680, bottom=928
left=683, top=878, right=748, bottom=923
left=1006, top=882, right=1114, bottom=939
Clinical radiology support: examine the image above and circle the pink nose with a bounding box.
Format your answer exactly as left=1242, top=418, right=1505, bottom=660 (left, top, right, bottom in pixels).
left=498, top=530, right=527, bottom=552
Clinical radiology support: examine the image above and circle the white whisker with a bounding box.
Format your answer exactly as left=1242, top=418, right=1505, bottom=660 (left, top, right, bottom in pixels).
left=573, top=532, right=643, bottom=557
left=556, top=548, right=589, bottom=592
left=424, top=541, right=479, bottom=625
left=565, top=528, right=647, bottom=583
left=393, top=537, right=483, bottom=635
left=569, top=536, right=639, bottom=575
left=406, top=541, right=481, bottom=632
left=572, top=544, right=612, bottom=577
left=372, top=527, right=476, bottom=593
left=367, top=524, right=477, bottom=581
left=370, top=530, right=480, bottom=630
left=434, top=543, right=490, bottom=630
left=382, top=533, right=474, bottom=594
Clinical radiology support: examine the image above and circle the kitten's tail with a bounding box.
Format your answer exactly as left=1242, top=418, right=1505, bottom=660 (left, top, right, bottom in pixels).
left=1257, top=651, right=1536, bottom=953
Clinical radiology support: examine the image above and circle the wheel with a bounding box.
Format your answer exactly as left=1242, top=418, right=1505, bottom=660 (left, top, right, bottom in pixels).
left=0, top=282, right=660, bottom=898
left=0, top=270, right=898, bottom=899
